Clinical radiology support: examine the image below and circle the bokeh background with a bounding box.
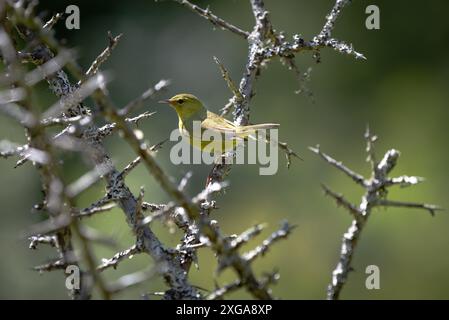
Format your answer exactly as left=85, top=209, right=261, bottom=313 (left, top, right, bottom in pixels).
left=1, top=0, right=448, bottom=299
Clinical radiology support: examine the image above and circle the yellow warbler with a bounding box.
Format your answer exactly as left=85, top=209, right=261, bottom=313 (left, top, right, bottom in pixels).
left=160, top=93, right=279, bottom=153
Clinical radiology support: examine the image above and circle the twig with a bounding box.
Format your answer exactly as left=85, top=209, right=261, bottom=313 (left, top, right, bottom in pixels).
left=12, top=15, right=200, bottom=299
left=34, top=259, right=67, bottom=272
left=79, top=225, right=118, bottom=248
left=83, top=32, right=122, bottom=81
left=97, top=244, right=142, bottom=272
left=0, top=23, right=83, bottom=298
left=121, top=156, right=142, bottom=178
left=385, top=175, right=424, bottom=188
left=213, top=56, right=243, bottom=115
left=207, top=279, right=242, bottom=300
left=309, top=145, right=366, bottom=186
left=243, top=221, right=295, bottom=263
left=376, top=199, right=442, bottom=216
left=71, top=217, right=111, bottom=299
left=230, top=223, right=265, bottom=249
left=107, top=267, right=158, bottom=294
left=43, top=12, right=63, bottom=30
left=321, top=184, right=360, bottom=217
left=65, top=164, right=112, bottom=198
left=311, top=130, right=440, bottom=300
left=43, top=72, right=110, bottom=119
left=125, top=111, right=156, bottom=126
left=119, top=80, right=170, bottom=116
left=313, top=0, right=365, bottom=59
left=172, top=0, right=250, bottom=39
left=24, top=49, right=75, bottom=86
left=178, top=171, right=193, bottom=192
left=93, top=78, right=279, bottom=299
left=202, top=0, right=364, bottom=187
left=0, top=140, right=28, bottom=158
left=75, top=197, right=116, bottom=218
left=29, top=235, right=57, bottom=249
left=316, top=0, right=351, bottom=41
left=2, top=0, right=371, bottom=301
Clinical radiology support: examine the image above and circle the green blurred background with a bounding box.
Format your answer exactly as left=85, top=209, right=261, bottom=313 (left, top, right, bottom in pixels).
left=1, top=0, right=448, bottom=299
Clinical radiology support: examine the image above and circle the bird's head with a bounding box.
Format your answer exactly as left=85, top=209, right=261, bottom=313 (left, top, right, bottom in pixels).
left=159, top=93, right=205, bottom=120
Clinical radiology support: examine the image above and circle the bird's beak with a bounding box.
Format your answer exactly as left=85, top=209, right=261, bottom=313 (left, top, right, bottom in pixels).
left=158, top=99, right=172, bottom=105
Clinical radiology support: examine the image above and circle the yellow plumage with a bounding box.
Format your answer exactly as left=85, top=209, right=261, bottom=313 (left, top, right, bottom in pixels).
left=161, top=93, right=279, bottom=154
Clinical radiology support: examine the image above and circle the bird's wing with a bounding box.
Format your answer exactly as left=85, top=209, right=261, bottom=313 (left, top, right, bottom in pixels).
left=202, top=111, right=236, bottom=133
left=202, top=111, right=279, bottom=136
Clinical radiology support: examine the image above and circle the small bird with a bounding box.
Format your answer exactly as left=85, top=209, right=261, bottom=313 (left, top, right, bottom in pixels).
left=159, top=93, right=279, bottom=153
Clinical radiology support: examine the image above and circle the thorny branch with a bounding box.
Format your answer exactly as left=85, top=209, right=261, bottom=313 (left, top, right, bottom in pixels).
left=0, top=0, right=394, bottom=301
left=97, top=244, right=142, bottom=272
left=83, top=32, right=122, bottom=81
left=0, top=17, right=83, bottom=299
left=168, top=0, right=365, bottom=298
left=310, top=129, right=441, bottom=300
left=172, top=0, right=250, bottom=39
left=3, top=1, right=200, bottom=299
left=170, top=0, right=365, bottom=188
left=0, top=0, right=306, bottom=300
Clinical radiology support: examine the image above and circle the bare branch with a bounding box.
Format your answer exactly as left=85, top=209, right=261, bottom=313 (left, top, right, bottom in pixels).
left=34, top=259, right=68, bottom=272
left=25, top=49, right=74, bottom=86
left=83, top=32, right=122, bottom=81
left=0, top=102, right=35, bottom=127
left=0, top=87, right=27, bottom=104
left=376, top=149, right=400, bottom=177
left=364, top=125, right=378, bottom=169
left=141, top=202, right=166, bottom=212
left=376, top=199, right=442, bottom=216
left=278, top=140, right=302, bottom=168
left=178, top=171, right=193, bottom=192
left=172, top=0, right=250, bottom=39
left=314, top=0, right=364, bottom=59
left=0, top=140, right=28, bottom=158
left=26, top=213, right=72, bottom=237
left=97, top=244, right=142, bottom=272
left=41, top=115, right=88, bottom=127
left=214, top=56, right=243, bottom=110
left=65, top=164, right=112, bottom=198
left=244, top=221, right=295, bottom=263
left=29, top=235, right=57, bottom=249
left=230, top=223, right=265, bottom=250
left=313, top=131, right=439, bottom=300
left=321, top=184, right=360, bottom=217
left=219, top=99, right=235, bottom=117
left=386, top=175, right=425, bottom=188
left=207, top=279, right=243, bottom=300
left=75, top=196, right=116, bottom=218
left=121, top=156, right=142, bottom=178
left=125, top=111, right=157, bottom=126
left=107, top=267, right=157, bottom=295
left=119, top=80, right=170, bottom=116
left=71, top=218, right=111, bottom=300
left=3, top=0, right=373, bottom=301
left=43, top=72, right=110, bottom=119
left=43, top=12, right=63, bottom=30
left=309, top=145, right=366, bottom=186
left=316, top=0, right=351, bottom=41
left=80, top=226, right=118, bottom=248
left=321, top=38, right=366, bottom=60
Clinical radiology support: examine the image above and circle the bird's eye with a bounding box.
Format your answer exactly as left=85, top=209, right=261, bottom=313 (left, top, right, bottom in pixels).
left=177, top=99, right=184, bottom=104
